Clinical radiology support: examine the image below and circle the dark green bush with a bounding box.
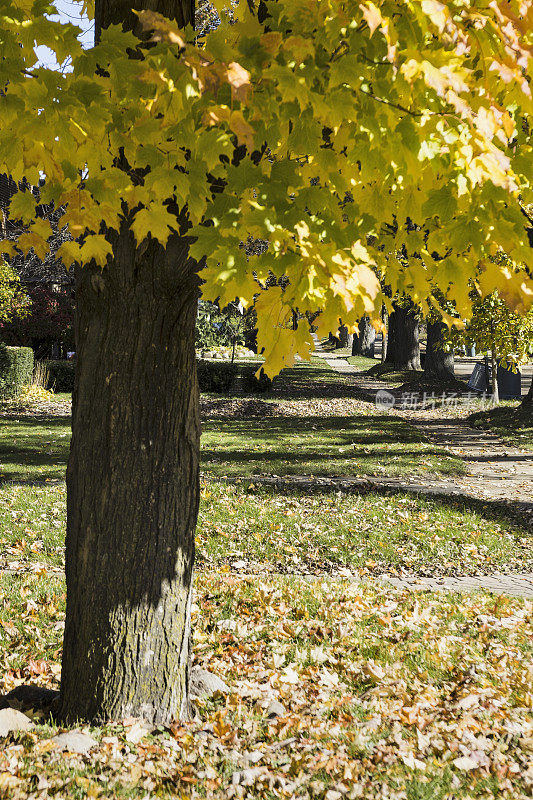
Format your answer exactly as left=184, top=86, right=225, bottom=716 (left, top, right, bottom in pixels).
left=197, top=359, right=237, bottom=392
left=0, top=344, right=34, bottom=399
left=240, top=363, right=273, bottom=392
left=45, top=359, right=76, bottom=393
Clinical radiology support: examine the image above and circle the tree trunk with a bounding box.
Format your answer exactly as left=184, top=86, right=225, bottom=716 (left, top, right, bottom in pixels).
left=490, top=319, right=499, bottom=404
left=60, top=223, right=200, bottom=725
left=337, top=324, right=349, bottom=348
left=384, top=302, right=421, bottom=370
left=424, top=321, right=454, bottom=378
left=352, top=316, right=376, bottom=357
left=60, top=0, right=199, bottom=729
left=491, top=349, right=499, bottom=404
left=381, top=305, right=388, bottom=362
left=95, top=0, right=194, bottom=43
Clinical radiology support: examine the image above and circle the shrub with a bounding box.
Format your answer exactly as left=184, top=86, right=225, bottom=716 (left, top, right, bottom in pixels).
left=240, top=363, right=273, bottom=392
left=14, top=384, right=55, bottom=406
left=197, top=359, right=237, bottom=392
left=0, top=286, right=74, bottom=357
left=45, top=359, right=76, bottom=393
left=0, top=344, right=34, bottom=399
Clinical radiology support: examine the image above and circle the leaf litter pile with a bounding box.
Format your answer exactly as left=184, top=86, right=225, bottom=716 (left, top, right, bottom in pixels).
left=0, top=573, right=531, bottom=799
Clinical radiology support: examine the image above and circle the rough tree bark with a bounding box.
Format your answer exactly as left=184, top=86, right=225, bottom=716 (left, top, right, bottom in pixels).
left=384, top=301, right=421, bottom=370
left=95, top=0, right=194, bottom=42
left=424, top=321, right=454, bottom=378
left=60, top=0, right=199, bottom=725
left=352, top=316, right=376, bottom=357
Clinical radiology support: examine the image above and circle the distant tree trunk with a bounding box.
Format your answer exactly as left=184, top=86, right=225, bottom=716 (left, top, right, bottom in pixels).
left=491, top=350, right=499, bottom=404
left=384, top=301, right=421, bottom=370
left=381, top=306, right=388, bottom=362
left=352, top=316, right=376, bottom=357
left=338, top=324, right=350, bottom=348
left=424, top=321, right=454, bottom=378
left=490, top=319, right=499, bottom=404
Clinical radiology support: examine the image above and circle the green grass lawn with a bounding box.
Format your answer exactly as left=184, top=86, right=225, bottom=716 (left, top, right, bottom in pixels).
left=3, top=354, right=532, bottom=577
left=0, top=416, right=71, bottom=482
left=0, top=479, right=530, bottom=576
left=0, top=356, right=465, bottom=484
left=0, top=572, right=531, bottom=799
left=469, top=401, right=533, bottom=450
left=201, top=413, right=463, bottom=478
left=347, top=354, right=381, bottom=370
left=0, top=406, right=462, bottom=484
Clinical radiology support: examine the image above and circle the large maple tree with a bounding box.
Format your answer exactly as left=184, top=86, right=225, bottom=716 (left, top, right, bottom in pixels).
left=1, top=0, right=533, bottom=723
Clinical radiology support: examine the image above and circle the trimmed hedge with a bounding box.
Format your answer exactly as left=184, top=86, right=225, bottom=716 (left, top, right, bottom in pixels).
left=197, top=359, right=237, bottom=392
left=40, top=358, right=270, bottom=396
left=0, top=344, right=34, bottom=399
left=45, top=360, right=76, bottom=393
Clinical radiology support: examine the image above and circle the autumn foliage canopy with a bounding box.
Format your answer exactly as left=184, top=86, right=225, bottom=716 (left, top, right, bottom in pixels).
left=1, top=0, right=533, bottom=373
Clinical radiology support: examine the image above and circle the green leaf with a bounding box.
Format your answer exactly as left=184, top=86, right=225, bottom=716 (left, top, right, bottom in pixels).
left=131, top=206, right=175, bottom=246
left=422, top=186, right=457, bottom=222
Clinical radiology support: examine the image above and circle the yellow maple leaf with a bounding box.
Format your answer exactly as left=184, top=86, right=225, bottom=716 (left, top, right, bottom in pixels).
left=79, top=235, right=113, bottom=268
left=131, top=206, right=175, bottom=247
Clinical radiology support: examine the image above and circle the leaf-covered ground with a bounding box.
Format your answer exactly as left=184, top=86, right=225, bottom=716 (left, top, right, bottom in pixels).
left=0, top=480, right=530, bottom=577
left=469, top=402, right=533, bottom=451
left=0, top=573, right=531, bottom=799
left=0, top=359, right=531, bottom=796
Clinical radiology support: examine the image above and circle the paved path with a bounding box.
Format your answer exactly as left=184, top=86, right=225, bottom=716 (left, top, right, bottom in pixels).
left=312, top=344, right=533, bottom=599
left=2, top=564, right=532, bottom=598
left=381, top=573, right=533, bottom=598
left=317, top=345, right=533, bottom=521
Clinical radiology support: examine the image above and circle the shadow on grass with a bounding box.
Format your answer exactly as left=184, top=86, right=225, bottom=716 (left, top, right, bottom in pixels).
left=201, top=415, right=425, bottom=443
left=255, top=363, right=362, bottom=400
left=0, top=414, right=71, bottom=483
left=469, top=404, right=533, bottom=450
left=0, top=414, right=71, bottom=426
left=201, top=415, right=463, bottom=477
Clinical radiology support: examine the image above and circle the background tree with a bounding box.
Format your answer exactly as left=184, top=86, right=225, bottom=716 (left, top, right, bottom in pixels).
left=352, top=316, right=376, bottom=358
left=455, top=292, right=533, bottom=402
left=384, top=298, right=421, bottom=371
left=424, top=318, right=455, bottom=379
left=0, top=261, right=28, bottom=325
left=524, top=376, right=533, bottom=406
left=2, top=0, right=533, bottom=725
left=337, top=323, right=352, bottom=349
left=0, top=285, right=74, bottom=357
